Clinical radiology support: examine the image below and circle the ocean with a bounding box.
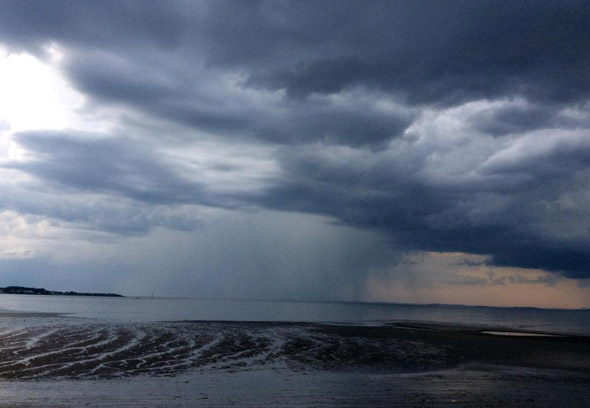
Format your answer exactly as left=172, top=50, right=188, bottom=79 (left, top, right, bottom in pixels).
left=0, top=294, right=588, bottom=407
left=1, top=294, right=588, bottom=335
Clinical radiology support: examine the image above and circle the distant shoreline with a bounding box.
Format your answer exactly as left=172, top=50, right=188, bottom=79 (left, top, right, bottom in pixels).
left=0, top=286, right=123, bottom=297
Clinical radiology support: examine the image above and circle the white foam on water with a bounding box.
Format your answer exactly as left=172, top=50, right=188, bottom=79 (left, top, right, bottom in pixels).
left=481, top=331, right=561, bottom=337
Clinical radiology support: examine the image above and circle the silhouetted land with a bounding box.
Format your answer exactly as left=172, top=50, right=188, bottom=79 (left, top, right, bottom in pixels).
left=0, top=286, right=123, bottom=297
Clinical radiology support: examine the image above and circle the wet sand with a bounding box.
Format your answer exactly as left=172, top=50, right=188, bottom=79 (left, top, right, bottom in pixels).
left=0, top=320, right=587, bottom=406
left=0, top=365, right=587, bottom=407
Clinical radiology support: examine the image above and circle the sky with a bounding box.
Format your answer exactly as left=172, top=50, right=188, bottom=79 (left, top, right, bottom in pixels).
left=0, top=0, right=589, bottom=308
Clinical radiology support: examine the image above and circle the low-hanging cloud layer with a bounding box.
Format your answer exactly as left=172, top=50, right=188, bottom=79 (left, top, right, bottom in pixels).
left=0, top=1, right=589, bottom=303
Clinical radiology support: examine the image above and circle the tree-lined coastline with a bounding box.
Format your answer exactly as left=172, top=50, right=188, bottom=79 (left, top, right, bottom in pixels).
left=0, top=286, right=123, bottom=297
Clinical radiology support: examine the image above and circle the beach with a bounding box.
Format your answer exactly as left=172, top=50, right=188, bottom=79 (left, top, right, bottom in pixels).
left=0, top=317, right=588, bottom=407
left=0, top=366, right=587, bottom=408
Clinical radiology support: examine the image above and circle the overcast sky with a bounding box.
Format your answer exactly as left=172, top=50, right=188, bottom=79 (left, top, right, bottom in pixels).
left=0, top=0, right=589, bottom=307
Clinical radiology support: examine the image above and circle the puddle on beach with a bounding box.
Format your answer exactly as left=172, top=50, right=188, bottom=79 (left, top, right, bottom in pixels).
left=481, top=331, right=561, bottom=337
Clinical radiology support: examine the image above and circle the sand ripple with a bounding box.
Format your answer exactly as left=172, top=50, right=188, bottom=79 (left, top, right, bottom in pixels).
left=0, top=322, right=451, bottom=379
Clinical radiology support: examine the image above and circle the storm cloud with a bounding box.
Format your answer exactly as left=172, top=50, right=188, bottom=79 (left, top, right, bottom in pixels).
left=0, top=0, right=589, bottom=298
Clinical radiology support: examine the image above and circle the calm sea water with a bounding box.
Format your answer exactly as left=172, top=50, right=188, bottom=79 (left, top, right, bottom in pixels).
left=0, top=294, right=588, bottom=335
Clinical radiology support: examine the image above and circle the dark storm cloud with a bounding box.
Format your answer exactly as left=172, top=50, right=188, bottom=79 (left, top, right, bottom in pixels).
left=257, top=178, right=590, bottom=279
left=230, top=1, right=590, bottom=105
left=0, top=0, right=589, bottom=283
left=0, top=131, right=214, bottom=235
left=492, top=247, right=590, bottom=280
left=3, top=1, right=589, bottom=140
left=0, top=0, right=185, bottom=54
left=64, top=49, right=413, bottom=146
left=250, top=131, right=590, bottom=279
left=8, top=131, right=215, bottom=206
left=469, top=103, right=589, bottom=137
left=0, top=183, right=203, bottom=237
